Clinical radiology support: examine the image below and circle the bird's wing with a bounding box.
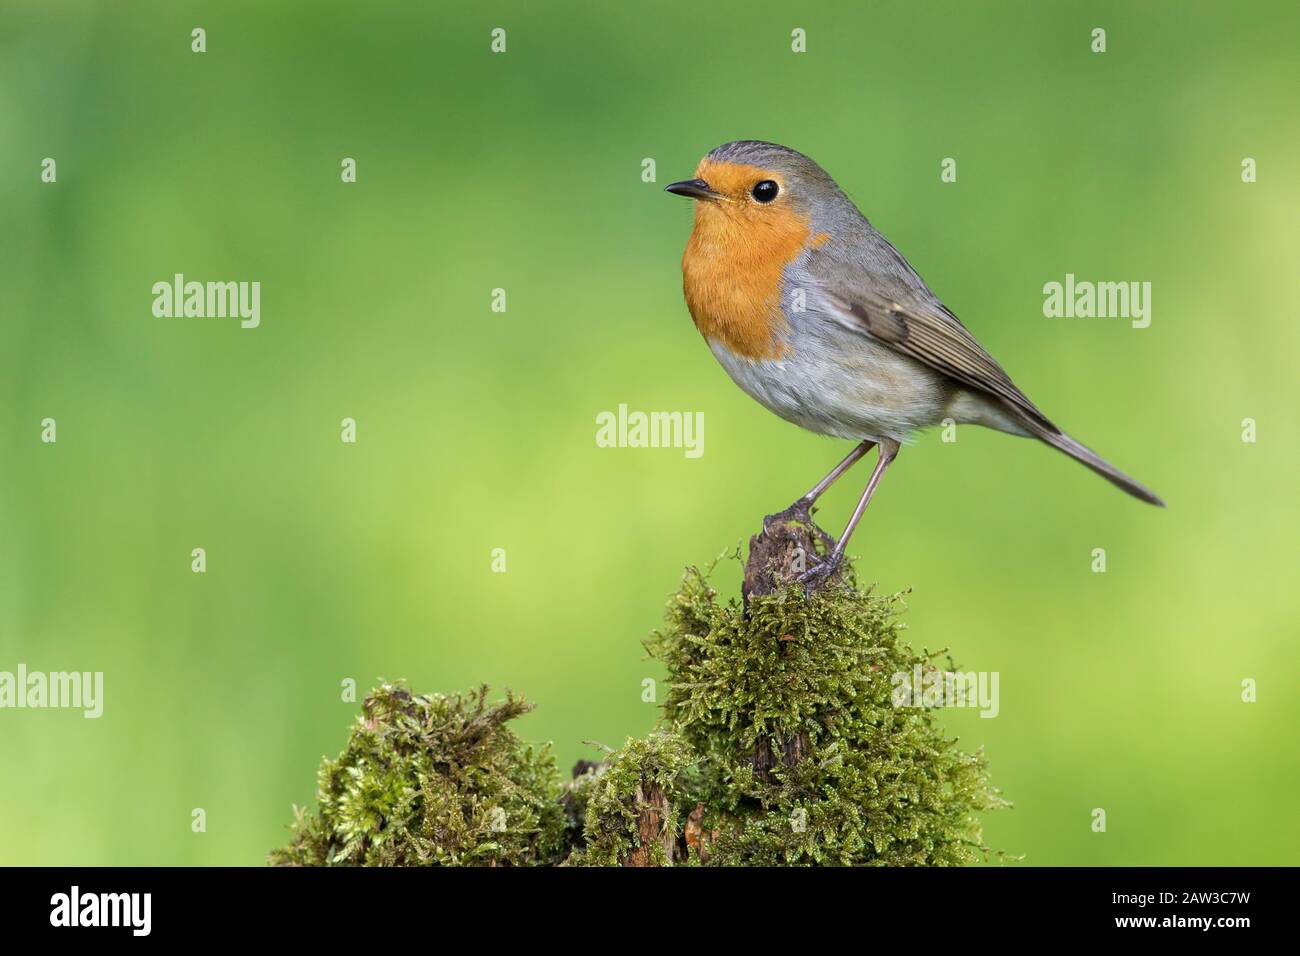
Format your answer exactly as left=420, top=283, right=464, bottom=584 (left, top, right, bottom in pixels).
left=803, top=236, right=1165, bottom=506
left=809, top=241, right=1058, bottom=434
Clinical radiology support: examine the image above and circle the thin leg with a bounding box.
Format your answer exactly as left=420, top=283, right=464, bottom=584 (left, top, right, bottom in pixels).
left=765, top=440, right=877, bottom=532
left=797, top=440, right=876, bottom=508
left=800, top=438, right=900, bottom=590
left=833, top=438, right=899, bottom=554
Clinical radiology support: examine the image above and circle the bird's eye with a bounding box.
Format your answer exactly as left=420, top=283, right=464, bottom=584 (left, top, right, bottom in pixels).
left=751, top=180, right=779, bottom=203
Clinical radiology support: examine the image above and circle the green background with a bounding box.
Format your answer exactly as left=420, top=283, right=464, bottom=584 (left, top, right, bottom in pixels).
left=2, top=1, right=1296, bottom=866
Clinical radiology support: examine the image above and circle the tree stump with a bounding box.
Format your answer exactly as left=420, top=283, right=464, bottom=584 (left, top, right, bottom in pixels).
left=739, top=502, right=844, bottom=783
left=622, top=780, right=677, bottom=867
left=742, top=501, right=842, bottom=606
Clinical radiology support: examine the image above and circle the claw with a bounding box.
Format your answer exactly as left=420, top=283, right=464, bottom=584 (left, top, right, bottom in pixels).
left=763, top=497, right=813, bottom=532
left=797, top=549, right=844, bottom=595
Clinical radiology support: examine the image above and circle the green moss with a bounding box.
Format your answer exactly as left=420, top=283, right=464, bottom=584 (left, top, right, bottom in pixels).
left=564, top=733, right=695, bottom=866
left=273, top=553, right=1007, bottom=867
left=557, top=758, right=603, bottom=840
left=639, top=563, right=1008, bottom=866
left=269, top=682, right=566, bottom=866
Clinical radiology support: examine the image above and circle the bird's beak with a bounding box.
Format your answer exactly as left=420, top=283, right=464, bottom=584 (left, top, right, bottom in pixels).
left=664, top=178, right=721, bottom=201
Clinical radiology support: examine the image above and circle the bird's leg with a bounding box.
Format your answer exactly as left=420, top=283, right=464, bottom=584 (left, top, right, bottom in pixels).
left=799, top=438, right=899, bottom=592
left=799, top=440, right=877, bottom=509
left=767, top=440, right=876, bottom=528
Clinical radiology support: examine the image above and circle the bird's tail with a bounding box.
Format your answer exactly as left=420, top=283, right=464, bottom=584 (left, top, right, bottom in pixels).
left=1026, top=422, right=1165, bottom=507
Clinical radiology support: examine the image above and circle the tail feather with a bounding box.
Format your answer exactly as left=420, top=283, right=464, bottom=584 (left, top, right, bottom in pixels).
left=1030, top=425, right=1166, bottom=507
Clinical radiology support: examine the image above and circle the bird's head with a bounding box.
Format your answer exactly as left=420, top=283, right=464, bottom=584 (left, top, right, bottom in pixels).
left=665, top=140, right=846, bottom=238
left=666, top=142, right=849, bottom=360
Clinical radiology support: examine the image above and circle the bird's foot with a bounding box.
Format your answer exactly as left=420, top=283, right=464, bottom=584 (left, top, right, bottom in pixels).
left=797, top=548, right=844, bottom=595
left=763, top=497, right=814, bottom=532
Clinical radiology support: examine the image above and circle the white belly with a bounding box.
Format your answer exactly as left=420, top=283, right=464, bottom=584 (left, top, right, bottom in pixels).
left=707, top=321, right=950, bottom=443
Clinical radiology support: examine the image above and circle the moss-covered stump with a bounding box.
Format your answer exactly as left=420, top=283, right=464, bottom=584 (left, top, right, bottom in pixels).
left=271, top=513, right=1007, bottom=866
left=564, top=733, right=695, bottom=866
left=641, top=565, right=1005, bottom=865
left=742, top=500, right=845, bottom=604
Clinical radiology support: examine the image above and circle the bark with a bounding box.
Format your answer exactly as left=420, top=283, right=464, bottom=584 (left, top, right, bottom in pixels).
left=623, top=781, right=676, bottom=866
left=616, top=506, right=840, bottom=862
left=742, top=502, right=841, bottom=606
left=740, top=503, right=836, bottom=782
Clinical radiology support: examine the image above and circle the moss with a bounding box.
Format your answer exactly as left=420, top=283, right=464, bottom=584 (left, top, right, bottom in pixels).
left=564, top=733, right=696, bottom=866
left=557, top=758, right=603, bottom=840
left=273, top=551, right=1007, bottom=866
left=639, top=562, right=1008, bottom=865
left=269, top=682, right=566, bottom=866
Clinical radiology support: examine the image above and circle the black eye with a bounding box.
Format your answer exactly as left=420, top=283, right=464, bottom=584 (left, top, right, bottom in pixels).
left=751, top=180, right=779, bottom=203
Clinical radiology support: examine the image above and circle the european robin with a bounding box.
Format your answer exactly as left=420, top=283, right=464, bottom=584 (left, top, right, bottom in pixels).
left=667, top=140, right=1163, bottom=588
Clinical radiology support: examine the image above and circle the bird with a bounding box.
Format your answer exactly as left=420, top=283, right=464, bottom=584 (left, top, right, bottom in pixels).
left=665, top=140, right=1164, bottom=589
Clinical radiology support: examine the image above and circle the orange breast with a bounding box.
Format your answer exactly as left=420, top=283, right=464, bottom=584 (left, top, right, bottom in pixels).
left=681, top=163, right=818, bottom=361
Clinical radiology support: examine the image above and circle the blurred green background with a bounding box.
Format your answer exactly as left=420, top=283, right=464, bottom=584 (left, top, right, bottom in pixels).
left=2, top=0, right=1297, bottom=866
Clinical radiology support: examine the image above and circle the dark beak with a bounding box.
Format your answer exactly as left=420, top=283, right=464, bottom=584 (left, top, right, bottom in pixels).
left=664, top=178, right=720, bottom=201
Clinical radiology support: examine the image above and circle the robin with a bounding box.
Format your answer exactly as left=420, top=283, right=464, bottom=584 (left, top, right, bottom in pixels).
left=666, top=140, right=1164, bottom=588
